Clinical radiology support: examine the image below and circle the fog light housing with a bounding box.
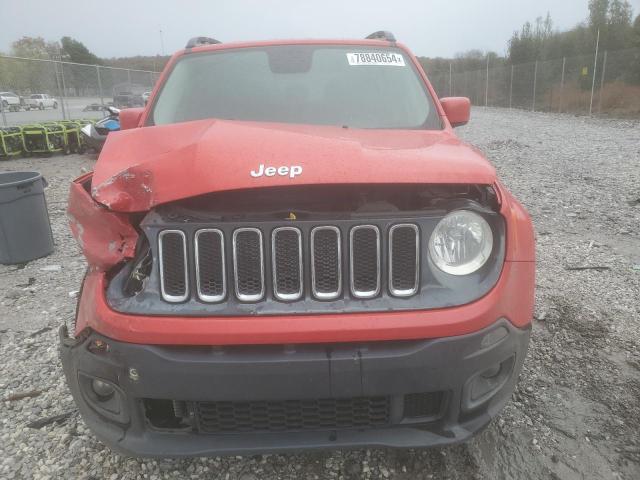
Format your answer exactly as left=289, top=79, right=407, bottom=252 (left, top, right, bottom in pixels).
left=78, top=373, right=130, bottom=423
left=462, top=355, right=515, bottom=412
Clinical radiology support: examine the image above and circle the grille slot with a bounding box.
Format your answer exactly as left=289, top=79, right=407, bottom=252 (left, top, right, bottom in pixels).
left=158, top=230, right=188, bottom=302
left=311, top=226, right=342, bottom=300
left=350, top=225, right=381, bottom=298
left=232, top=228, right=265, bottom=302
left=272, top=227, right=303, bottom=301
left=195, top=396, right=390, bottom=433
left=389, top=224, right=420, bottom=297
left=195, top=229, right=226, bottom=302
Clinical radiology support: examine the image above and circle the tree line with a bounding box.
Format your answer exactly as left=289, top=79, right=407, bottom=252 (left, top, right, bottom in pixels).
left=0, top=36, right=170, bottom=97
left=419, top=0, right=640, bottom=85
left=2, top=1, right=639, bottom=96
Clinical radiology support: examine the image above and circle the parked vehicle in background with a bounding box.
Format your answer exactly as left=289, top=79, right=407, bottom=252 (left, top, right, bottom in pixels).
left=83, top=103, right=115, bottom=112
left=142, top=91, right=151, bottom=104
left=0, top=91, right=21, bottom=112
left=113, top=92, right=144, bottom=108
left=24, top=94, right=58, bottom=110
left=83, top=103, right=105, bottom=112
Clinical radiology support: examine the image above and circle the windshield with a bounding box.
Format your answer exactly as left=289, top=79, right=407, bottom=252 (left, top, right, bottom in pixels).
left=151, top=45, right=441, bottom=129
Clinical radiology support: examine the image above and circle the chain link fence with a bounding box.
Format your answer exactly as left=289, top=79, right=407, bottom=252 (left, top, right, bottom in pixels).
left=3, top=49, right=639, bottom=125
left=426, top=48, right=640, bottom=117
left=0, top=55, right=161, bottom=126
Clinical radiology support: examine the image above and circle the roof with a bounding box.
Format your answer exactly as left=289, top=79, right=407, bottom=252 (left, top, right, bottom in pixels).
left=179, top=38, right=407, bottom=56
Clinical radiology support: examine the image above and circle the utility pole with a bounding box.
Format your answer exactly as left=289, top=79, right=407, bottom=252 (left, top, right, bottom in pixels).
left=59, top=61, right=68, bottom=120
left=509, top=64, right=513, bottom=109
left=589, top=28, right=600, bottom=116
left=597, top=50, right=608, bottom=114
left=559, top=57, right=566, bottom=113
left=484, top=55, right=489, bottom=107
left=96, top=65, right=104, bottom=106
left=449, top=62, right=452, bottom=96
left=532, top=60, right=538, bottom=111
left=52, top=51, right=68, bottom=120
left=0, top=98, right=7, bottom=127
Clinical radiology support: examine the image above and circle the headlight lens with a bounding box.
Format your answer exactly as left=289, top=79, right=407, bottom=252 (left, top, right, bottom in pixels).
left=428, top=210, right=493, bottom=275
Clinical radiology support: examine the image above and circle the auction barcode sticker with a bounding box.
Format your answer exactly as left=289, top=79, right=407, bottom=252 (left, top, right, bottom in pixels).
left=346, top=52, right=406, bottom=66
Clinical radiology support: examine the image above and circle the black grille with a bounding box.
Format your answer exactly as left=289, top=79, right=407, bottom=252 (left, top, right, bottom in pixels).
left=272, top=228, right=302, bottom=300
left=159, top=231, right=187, bottom=301
left=350, top=226, right=380, bottom=298
left=390, top=225, right=419, bottom=296
left=195, top=230, right=225, bottom=302
left=195, top=396, right=390, bottom=433
left=311, top=227, right=341, bottom=299
left=233, top=229, right=264, bottom=301
left=403, top=392, right=444, bottom=418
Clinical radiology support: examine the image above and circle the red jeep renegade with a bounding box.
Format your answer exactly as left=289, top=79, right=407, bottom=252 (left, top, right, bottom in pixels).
left=61, top=32, right=534, bottom=457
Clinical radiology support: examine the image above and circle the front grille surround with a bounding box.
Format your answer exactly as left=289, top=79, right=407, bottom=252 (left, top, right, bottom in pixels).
left=232, top=228, right=265, bottom=302
left=310, top=226, right=342, bottom=300
left=271, top=227, right=304, bottom=301
left=388, top=223, right=420, bottom=297
left=158, top=229, right=189, bottom=303
left=349, top=225, right=381, bottom=299
left=194, top=229, right=226, bottom=303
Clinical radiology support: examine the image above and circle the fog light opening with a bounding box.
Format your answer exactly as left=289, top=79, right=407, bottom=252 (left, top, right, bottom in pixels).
left=462, top=355, right=517, bottom=412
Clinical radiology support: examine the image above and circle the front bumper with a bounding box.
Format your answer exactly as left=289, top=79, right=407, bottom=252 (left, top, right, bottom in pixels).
left=60, top=318, right=530, bottom=457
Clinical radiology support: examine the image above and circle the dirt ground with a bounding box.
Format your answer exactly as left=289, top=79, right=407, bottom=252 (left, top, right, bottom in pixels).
left=1, top=107, right=639, bottom=479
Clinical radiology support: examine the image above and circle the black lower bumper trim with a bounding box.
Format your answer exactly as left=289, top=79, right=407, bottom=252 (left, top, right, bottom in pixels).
left=59, top=318, right=530, bottom=457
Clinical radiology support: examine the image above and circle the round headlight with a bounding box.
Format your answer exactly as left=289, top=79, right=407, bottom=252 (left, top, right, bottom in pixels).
left=428, top=210, right=493, bottom=275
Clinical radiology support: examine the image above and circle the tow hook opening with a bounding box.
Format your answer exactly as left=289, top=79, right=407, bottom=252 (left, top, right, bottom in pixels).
left=143, top=399, right=193, bottom=431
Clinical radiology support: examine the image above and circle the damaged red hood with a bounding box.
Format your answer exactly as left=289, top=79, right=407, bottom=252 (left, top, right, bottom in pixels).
left=91, top=119, right=496, bottom=212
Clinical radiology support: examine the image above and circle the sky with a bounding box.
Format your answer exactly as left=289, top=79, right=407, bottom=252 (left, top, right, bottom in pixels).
left=1, top=0, right=639, bottom=59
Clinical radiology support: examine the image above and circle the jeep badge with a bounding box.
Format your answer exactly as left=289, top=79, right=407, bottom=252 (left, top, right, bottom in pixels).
left=250, top=164, right=302, bottom=178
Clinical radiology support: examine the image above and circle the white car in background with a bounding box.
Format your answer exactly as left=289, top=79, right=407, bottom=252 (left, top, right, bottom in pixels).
left=24, top=94, right=58, bottom=110
left=142, top=91, right=151, bottom=104
left=0, top=91, right=21, bottom=111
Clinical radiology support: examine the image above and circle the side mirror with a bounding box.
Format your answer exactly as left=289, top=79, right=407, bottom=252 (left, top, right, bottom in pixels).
left=440, top=97, right=470, bottom=127
left=119, top=108, right=144, bottom=130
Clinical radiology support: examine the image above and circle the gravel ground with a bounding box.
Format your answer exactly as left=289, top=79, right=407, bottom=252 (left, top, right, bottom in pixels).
left=1, top=107, right=639, bottom=479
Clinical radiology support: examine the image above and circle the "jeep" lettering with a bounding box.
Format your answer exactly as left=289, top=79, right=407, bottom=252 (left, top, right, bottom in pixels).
left=250, top=164, right=302, bottom=178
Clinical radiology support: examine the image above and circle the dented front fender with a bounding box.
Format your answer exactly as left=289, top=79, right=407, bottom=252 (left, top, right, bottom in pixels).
left=68, top=173, right=139, bottom=271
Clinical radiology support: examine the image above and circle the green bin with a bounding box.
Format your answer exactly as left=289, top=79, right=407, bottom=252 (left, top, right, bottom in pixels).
left=0, top=127, right=23, bottom=158
left=21, top=124, right=66, bottom=155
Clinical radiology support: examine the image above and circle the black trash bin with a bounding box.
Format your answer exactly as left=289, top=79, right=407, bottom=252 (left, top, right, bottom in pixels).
left=0, top=172, right=54, bottom=264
